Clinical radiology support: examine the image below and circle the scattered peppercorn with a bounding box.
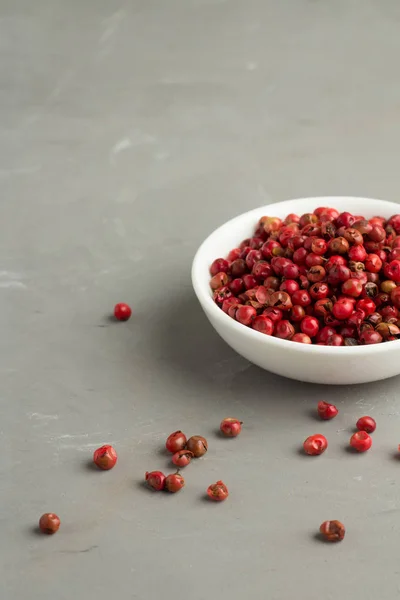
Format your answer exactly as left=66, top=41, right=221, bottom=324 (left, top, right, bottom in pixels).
left=39, top=513, right=60, bottom=535
left=145, top=471, right=166, bottom=491
left=303, top=434, right=328, bottom=455
left=319, top=520, right=345, bottom=542
left=165, top=472, right=185, bottom=492
left=220, top=417, right=243, bottom=437
left=172, top=450, right=194, bottom=467
left=93, top=445, right=118, bottom=470
left=350, top=431, right=372, bottom=452
left=356, top=416, right=376, bottom=433
left=317, top=401, right=339, bottom=420
left=207, top=481, right=229, bottom=501
left=114, top=302, right=132, bottom=321
left=165, top=431, right=187, bottom=454
left=186, top=435, right=208, bottom=457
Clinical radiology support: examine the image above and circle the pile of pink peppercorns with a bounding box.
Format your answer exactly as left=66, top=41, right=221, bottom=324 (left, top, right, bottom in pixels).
left=145, top=417, right=242, bottom=499
left=210, top=207, right=400, bottom=345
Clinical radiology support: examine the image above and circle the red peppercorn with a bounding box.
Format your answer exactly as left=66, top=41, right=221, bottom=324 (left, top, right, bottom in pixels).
left=359, top=330, right=383, bottom=344
left=306, top=252, right=325, bottom=267
left=292, top=333, right=312, bottom=343
left=236, top=305, right=257, bottom=326
left=282, top=262, right=300, bottom=279
left=309, top=282, right=330, bottom=300
left=307, top=265, right=326, bottom=283
left=263, top=307, right=283, bottom=322
left=293, top=247, right=308, bottom=264
left=356, top=298, right=376, bottom=316
left=213, top=286, right=233, bottom=306
left=275, top=320, right=295, bottom=340
left=186, top=435, right=208, bottom=457
left=210, top=258, right=230, bottom=276
left=228, top=248, right=241, bottom=262
left=242, top=274, right=257, bottom=290
left=245, top=250, right=261, bottom=270
left=350, top=431, right=372, bottom=452
left=348, top=244, right=367, bottom=262
left=319, top=520, right=345, bottom=542
left=114, top=302, right=132, bottom=321
left=39, top=513, right=60, bottom=535
left=316, top=326, right=336, bottom=344
left=230, top=258, right=247, bottom=277
left=280, top=279, right=300, bottom=295
left=356, top=416, right=376, bottom=433
left=303, top=434, right=328, bottom=456
left=291, top=305, right=306, bottom=322
left=172, top=450, right=194, bottom=467
left=93, top=445, right=118, bottom=470
left=252, top=315, right=274, bottom=335
left=326, top=334, right=344, bottom=346
left=220, top=417, right=243, bottom=437
left=332, top=298, right=354, bottom=320
left=210, top=272, right=229, bottom=290
left=252, top=260, right=272, bottom=281
left=300, top=316, right=319, bottom=338
left=341, top=278, right=363, bottom=298
left=166, top=431, right=187, bottom=454
left=145, top=471, right=166, bottom=491
left=292, top=289, right=312, bottom=307
left=365, top=254, right=382, bottom=273
left=222, top=297, right=239, bottom=314
left=207, top=481, right=229, bottom=502
left=317, top=401, right=338, bottom=420
left=165, top=472, right=185, bottom=493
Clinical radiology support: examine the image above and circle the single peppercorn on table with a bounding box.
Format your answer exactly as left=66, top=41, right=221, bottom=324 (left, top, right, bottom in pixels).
left=3, top=1, right=400, bottom=600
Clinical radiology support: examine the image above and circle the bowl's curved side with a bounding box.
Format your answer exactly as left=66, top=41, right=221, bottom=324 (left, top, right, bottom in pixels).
left=200, top=298, right=400, bottom=384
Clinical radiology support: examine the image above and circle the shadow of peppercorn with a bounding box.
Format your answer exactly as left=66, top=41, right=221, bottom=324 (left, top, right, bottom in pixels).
left=28, top=525, right=43, bottom=537
left=344, top=445, right=362, bottom=455
left=84, top=459, right=101, bottom=472
left=312, top=532, right=330, bottom=543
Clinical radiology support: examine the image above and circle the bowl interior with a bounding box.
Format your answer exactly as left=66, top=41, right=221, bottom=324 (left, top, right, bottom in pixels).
left=192, top=196, right=400, bottom=352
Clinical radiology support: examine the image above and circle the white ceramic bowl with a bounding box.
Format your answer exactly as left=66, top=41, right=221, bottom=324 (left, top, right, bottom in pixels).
left=192, top=196, right=400, bottom=385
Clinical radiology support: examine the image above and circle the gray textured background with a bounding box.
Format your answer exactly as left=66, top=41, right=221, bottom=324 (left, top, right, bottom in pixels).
left=2, top=1, right=400, bottom=599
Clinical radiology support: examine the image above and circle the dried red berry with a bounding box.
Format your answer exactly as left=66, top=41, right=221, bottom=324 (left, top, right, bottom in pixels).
left=303, top=434, right=328, bottom=455
left=319, top=520, right=345, bottom=542
left=317, top=401, right=338, bottom=420
left=186, top=435, right=208, bottom=457
left=114, top=302, right=132, bottom=321
left=39, top=513, right=60, bottom=535
left=145, top=470, right=166, bottom=491
left=93, top=444, right=118, bottom=470
left=172, top=450, right=194, bottom=467
left=207, top=480, right=229, bottom=501
left=356, top=416, right=376, bottom=433
left=165, top=472, right=185, bottom=493
left=220, top=417, right=242, bottom=437
left=349, top=431, right=372, bottom=452
left=166, top=431, right=187, bottom=453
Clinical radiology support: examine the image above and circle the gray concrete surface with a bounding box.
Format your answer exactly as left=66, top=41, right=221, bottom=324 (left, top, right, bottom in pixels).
left=2, top=0, right=400, bottom=598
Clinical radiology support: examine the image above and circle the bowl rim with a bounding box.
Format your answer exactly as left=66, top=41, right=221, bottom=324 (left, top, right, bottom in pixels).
left=192, top=196, right=400, bottom=355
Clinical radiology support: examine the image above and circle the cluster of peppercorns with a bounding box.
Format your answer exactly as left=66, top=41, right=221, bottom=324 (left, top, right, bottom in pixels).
left=38, top=418, right=242, bottom=532
left=304, top=402, right=379, bottom=543
left=210, top=208, right=400, bottom=345
left=304, top=401, right=376, bottom=458
left=145, top=418, right=242, bottom=500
